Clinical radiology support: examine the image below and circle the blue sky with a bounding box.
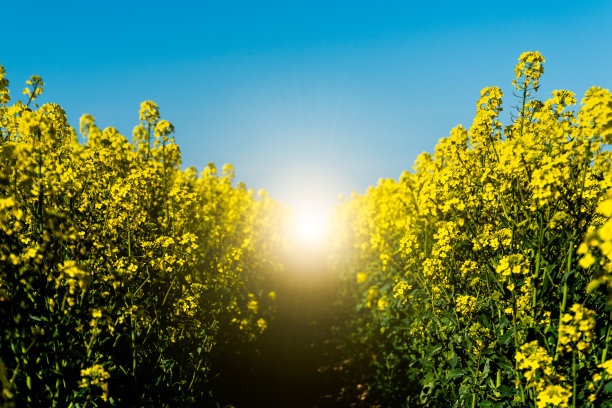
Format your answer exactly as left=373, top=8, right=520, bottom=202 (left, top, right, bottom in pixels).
left=2, top=1, right=611, bottom=210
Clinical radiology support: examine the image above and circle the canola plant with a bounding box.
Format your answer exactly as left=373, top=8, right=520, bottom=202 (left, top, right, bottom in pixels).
left=2, top=52, right=612, bottom=407
left=0, top=64, right=285, bottom=407
left=329, top=52, right=612, bottom=407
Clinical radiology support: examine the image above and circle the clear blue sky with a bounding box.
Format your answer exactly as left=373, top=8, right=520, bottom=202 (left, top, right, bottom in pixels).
left=2, top=1, right=611, bottom=210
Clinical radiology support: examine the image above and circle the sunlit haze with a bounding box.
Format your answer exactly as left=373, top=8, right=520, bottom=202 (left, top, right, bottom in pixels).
left=283, top=184, right=333, bottom=245
left=291, top=204, right=330, bottom=245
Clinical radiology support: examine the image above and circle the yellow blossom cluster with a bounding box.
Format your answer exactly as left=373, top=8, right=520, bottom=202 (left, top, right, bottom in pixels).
left=536, top=384, right=572, bottom=408
left=455, top=294, right=477, bottom=315
left=0, top=62, right=285, bottom=406
left=516, top=341, right=572, bottom=408
left=580, top=192, right=612, bottom=304
left=513, top=51, right=545, bottom=92
left=392, top=280, right=412, bottom=301
left=557, top=303, right=596, bottom=353
left=329, top=52, right=612, bottom=406
left=79, top=364, right=111, bottom=402
left=496, top=254, right=530, bottom=278
left=516, top=341, right=554, bottom=382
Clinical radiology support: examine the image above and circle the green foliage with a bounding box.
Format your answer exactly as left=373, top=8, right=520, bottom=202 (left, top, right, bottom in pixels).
left=0, top=67, right=284, bottom=407
left=330, top=52, right=612, bottom=407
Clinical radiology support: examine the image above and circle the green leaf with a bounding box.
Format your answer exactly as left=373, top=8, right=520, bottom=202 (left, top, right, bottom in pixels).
left=604, top=381, right=612, bottom=393
left=497, top=357, right=514, bottom=374
left=586, top=279, right=601, bottom=293
left=498, top=385, right=516, bottom=398
left=480, top=401, right=505, bottom=408
left=479, top=358, right=491, bottom=383
left=447, top=368, right=467, bottom=380
left=426, top=345, right=442, bottom=359
left=449, top=350, right=458, bottom=368
left=419, top=358, right=434, bottom=368
left=500, top=328, right=514, bottom=346
left=481, top=314, right=492, bottom=330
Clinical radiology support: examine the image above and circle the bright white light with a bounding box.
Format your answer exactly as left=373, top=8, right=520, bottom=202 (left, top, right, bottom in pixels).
left=291, top=203, right=329, bottom=245
left=295, top=210, right=327, bottom=243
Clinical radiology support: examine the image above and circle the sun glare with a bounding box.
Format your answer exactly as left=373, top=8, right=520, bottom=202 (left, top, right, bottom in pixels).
left=296, top=210, right=327, bottom=242
left=291, top=203, right=330, bottom=245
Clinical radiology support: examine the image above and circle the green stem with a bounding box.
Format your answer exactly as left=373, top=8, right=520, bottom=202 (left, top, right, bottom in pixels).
left=130, top=296, right=137, bottom=384
left=472, top=352, right=481, bottom=408
left=35, top=130, right=44, bottom=239
left=572, top=350, right=577, bottom=408
left=188, top=359, right=203, bottom=391
left=511, top=290, right=526, bottom=403
left=532, top=213, right=543, bottom=323
left=133, top=268, right=150, bottom=297
left=554, top=282, right=569, bottom=362
left=519, top=82, right=528, bottom=138
left=554, top=238, right=573, bottom=361
left=511, top=290, right=520, bottom=350
left=25, top=82, right=39, bottom=107
left=162, top=139, right=170, bottom=231
left=84, top=329, right=97, bottom=362
left=601, top=310, right=612, bottom=364
left=127, top=214, right=131, bottom=257
left=161, top=276, right=178, bottom=308
left=146, top=123, right=151, bottom=161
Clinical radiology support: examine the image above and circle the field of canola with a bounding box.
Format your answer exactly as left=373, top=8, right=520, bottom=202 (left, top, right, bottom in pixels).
left=1, top=52, right=612, bottom=407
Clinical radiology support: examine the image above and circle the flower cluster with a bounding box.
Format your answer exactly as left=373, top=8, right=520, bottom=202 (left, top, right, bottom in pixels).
left=79, top=364, right=111, bottom=402
left=329, top=52, right=612, bottom=406
left=0, top=62, right=285, bottom=406
left=557, top=303, right=596, bottom=353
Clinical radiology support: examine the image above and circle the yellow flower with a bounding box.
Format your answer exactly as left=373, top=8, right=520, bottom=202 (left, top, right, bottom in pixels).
left=79, top=364, right=111, bottom=401
left=579, top=252, right=596, bottom=269
left=257, top=318, right=267, bottom=332
left=599, top=359, right=612, bottom=376
left=598, top=199, right=612, bottom=218
left=247, top=299, right=258, bottom=314
left=516, top=341, right=553, bottom=382
left=455, top=295, right=477, bottom=315
left=557, top=304, right=596, bottom=353
left=377, top=296, right=389, bottom=311
left=513, top=51, right=545, bottom=92
left=496, top=254, right=529, bottom=279
left=392, top=280, right=411, bottom=299
left=139, top=100, right=160, bottom=124
left=536, top=384, right=571, bottom=408
left=366, top=286, right=378, bottom=309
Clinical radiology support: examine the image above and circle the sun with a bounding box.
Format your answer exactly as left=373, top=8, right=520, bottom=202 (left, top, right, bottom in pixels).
left=290, top=203, right=330, bottom=246
left=295, top=209, right=327, bottom=242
